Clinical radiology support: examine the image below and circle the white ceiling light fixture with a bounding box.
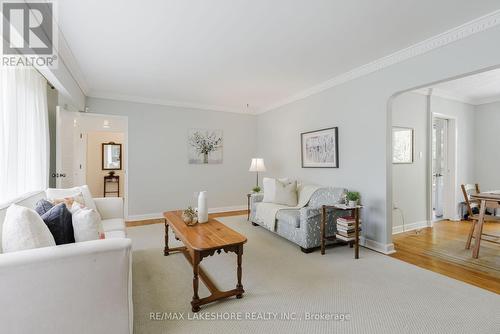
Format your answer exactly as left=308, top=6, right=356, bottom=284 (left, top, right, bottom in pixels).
left=103, top=120, right=111, bottom=129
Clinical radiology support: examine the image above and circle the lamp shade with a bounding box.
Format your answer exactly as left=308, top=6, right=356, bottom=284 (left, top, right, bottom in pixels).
left=249, top=158, right=266, bottom=172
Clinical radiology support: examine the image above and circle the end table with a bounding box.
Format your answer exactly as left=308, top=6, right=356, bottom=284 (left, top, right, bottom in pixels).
left=247, top=193, right=252, bottom=220
left=321, top=204, right=362, bottom=259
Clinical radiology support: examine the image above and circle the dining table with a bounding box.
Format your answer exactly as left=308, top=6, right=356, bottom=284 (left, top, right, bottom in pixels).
left=469, top=191, right=500, bottom=258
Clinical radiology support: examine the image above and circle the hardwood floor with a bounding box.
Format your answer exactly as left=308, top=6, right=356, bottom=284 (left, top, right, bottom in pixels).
left=390, top=220, right=500, bottom=294
left=126, top=210, right=247, bottom=227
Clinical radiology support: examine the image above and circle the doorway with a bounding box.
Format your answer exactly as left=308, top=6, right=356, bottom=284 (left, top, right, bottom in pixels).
left=432, top=117, right=447, bottom=220
left=54, top=109, right=129, bottom=218
left=431, top=115, right=457, bottom=222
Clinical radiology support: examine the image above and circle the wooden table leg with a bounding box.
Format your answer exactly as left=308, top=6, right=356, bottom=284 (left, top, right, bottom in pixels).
left=472, top=200, right=486, bottom=259
left=236, top=244, right=244, bottom=298
left=163, top=219, right=169, bottom=256
left=321, top=205, right=326, bottom=255
left=191, top=251, right=201, bottom=312
left=354, top=208, right=359, bottom=259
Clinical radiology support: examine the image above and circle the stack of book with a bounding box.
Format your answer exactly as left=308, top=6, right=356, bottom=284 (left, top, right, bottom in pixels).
left=336, top=216, right=361, bottom=241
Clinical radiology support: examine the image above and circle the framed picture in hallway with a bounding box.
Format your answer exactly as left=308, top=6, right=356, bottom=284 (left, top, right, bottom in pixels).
left=392, top=127, right=414, bottom=164
left=188, top=128, right=223, bottom=164
left=301, top=127, right=339, bottom=168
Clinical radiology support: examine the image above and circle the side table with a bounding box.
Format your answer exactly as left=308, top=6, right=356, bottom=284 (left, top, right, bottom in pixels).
left=321, top=204, right=362, bottom=259
left=247, top=193, right=251, bottom=220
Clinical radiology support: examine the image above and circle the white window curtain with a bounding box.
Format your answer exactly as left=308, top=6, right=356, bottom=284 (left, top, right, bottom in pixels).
left=0, top=67, right=49, bottom=204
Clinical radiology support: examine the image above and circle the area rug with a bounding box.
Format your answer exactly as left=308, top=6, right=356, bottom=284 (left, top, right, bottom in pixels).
left=423, top=236, right=499, bottom=279
left=127, top=215, right=499, bottom=334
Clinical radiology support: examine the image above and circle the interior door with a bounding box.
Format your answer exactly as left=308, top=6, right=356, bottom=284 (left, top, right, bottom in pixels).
left=432, top=118, right=448, bottom=219
left=55, top=107, right=82, bottom=188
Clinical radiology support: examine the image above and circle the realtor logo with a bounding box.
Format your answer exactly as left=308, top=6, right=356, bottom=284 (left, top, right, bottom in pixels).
left=1, top=1, right=57, bottom=67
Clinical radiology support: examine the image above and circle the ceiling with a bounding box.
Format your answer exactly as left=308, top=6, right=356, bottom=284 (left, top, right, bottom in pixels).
left=57, top=0, right=500, bottom=113
left=429, top=67, right=500, bottom=105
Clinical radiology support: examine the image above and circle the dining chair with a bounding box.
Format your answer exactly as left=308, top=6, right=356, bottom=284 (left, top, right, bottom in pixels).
left=461, top=184, right=500, bottom=250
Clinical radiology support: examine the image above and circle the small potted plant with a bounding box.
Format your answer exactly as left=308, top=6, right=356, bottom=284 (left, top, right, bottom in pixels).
left=346, top=191, right=360, bottom=207
left=181, top=206, right=198, bottom=226
left=252, top=186, right=261, bottom=193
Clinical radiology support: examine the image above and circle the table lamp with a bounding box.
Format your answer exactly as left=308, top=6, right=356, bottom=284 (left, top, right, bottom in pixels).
left=249, top=158, right=266, bottom=187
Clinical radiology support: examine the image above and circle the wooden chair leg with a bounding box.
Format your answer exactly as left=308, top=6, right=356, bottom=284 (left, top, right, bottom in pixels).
left=465, top=220, right=476, bottom=250
left=472, top=200, right=486, bottom=259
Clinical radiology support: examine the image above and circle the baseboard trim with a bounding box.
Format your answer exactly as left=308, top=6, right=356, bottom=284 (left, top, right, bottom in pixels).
left=359, top=237, right=395, bottom=255
left=392, top=220, right=430, bottom=234
left=127, top=205, right=247, bottom=221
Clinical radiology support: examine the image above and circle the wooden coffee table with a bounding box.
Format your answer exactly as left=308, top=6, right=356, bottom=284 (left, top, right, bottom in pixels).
left=163, top=211, right=247, bottom=312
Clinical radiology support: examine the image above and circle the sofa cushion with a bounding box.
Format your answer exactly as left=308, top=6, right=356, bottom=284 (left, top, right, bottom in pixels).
left=101, top=218, right=126, bottom=232
left=40, top=203, right=75, bottom=245
left=105, top=230, right=126, bottom=239
left=276, top=210, right=301, bottom=228
left=2, top=204, right=56, bottom=253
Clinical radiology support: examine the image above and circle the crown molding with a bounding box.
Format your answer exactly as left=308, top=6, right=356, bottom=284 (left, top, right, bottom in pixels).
left=87, top=91, right=255, bottom=114
left=56, top=29, right=90, bottom=95
left=473, top=94, right=500, bottom=105
left=412, top=88, right=500, bottom=106
left=413, top=87, right=476, bottom=105
left=259, top=9, right=500, bottom=114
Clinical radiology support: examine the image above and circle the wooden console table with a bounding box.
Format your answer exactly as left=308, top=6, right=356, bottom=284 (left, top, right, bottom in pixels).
left=163, top=211, right=247, bottom=312
left=321, top=204, right=362, bottom=259
left=103, top=174, right=119, bottom=197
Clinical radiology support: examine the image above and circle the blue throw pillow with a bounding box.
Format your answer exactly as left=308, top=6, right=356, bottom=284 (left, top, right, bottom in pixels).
left=35, top=199, right=54, bottom=216
left=40, top=203, right=75, bottom=245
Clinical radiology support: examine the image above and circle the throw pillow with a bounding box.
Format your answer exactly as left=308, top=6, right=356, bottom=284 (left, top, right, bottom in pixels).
left=2, top=204, right=56, bottom=253
left=70, top=203, right=105, bottom=242
left=34, top=199, right=54, bottom=216
left=40, top=203, right=75, bottom=245
left=262, top=177, right=276, bottom=203
left=274, top=180, right=298, bottom=206
left=262, top=177, right=292, bottom=203
left=46, top=185, right=97, bottom=211
left=51, top=193, right=86, bottom=208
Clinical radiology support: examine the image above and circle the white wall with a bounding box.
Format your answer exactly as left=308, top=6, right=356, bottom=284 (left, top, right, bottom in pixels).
left=391, top=93, right=476, bottom=232
left=256, top=25, right=500, bottom=252
left=391, top=92, right=428, bottom=232
left=474, top=101, right=500, bottom=191
left=85, top=98, right=257, bottom=219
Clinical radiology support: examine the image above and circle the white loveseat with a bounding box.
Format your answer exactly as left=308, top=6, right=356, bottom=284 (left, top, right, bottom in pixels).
left=0, top=189, right=133, bottom=334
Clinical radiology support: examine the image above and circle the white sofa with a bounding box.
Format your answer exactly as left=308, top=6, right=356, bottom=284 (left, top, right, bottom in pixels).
left=0, top=190, right=133, bottom=334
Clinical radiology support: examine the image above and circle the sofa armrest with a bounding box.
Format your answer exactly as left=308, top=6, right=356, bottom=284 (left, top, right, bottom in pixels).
left=94, top=197, right=124, bottom=219
left=250, top=193, right=264, bottom=205
left=299, top=207, right=322, bottom=220
left=0, top=239, right=133, bottom=334
left=249, top=193, right=264, bottom=222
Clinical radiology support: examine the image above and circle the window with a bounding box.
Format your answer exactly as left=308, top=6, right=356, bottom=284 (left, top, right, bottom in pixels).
left=0, top=67, right=49, bottom=204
